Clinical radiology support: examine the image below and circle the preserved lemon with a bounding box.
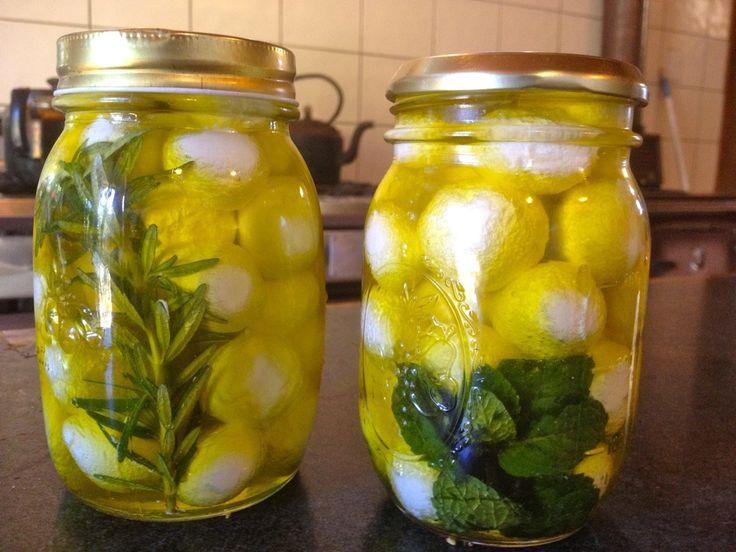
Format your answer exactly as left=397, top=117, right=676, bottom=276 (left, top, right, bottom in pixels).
left=35, top=30, right=325, bottom=520
left=360, top=53, right=649, bottom=546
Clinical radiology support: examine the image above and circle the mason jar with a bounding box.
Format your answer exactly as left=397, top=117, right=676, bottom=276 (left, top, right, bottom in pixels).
left=359, top=53, right=649, bottom=546
left=34, top=29, right=325, bottom=520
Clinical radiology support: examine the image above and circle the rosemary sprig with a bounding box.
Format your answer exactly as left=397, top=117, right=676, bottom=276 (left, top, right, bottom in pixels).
left=43, top=130, right=230, bottom=513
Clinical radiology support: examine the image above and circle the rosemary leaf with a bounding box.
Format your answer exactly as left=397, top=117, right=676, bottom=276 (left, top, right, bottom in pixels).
left=157, top=385, right=173, bottom=429
left=141, top=225, right=158, bottom=276
left=113, top=134, right=144, bottom=178
left=153, top=300, right=171, bottom=355
left=71, top=170, right=94, bottom=209
left=71, top=397, right=141, bottom=413
left=172, top=366, right=211, bottom=433
left=162, top=428, right=175, bottom=458
left=85, top=410, right=155, bottom=439
left=156, top=257, right=219, bottom=278
left=97, top=423, right=159, bottom=474
left=166, top=291, right=207, bottom=362
left=92, top=474, right=161, bottom=492
left=109, top=278, right=146, bottom=329
left=174, top=344, right=218, bottom=387
left=153, top=255, right=178, bottom=275
left=173, top=426, right=200, bottom=465
left=117, top=394, right=150, bottom=462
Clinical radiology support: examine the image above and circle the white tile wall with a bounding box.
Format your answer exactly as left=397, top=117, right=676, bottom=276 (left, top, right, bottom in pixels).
left=191, top=0, right=279, bottom=44
left=500, top=5, right=560, bottom=51
left=91, top=0, right=189, bottom=29
left=646, top=0, right=732, bottom=194
left=0, top=0, right=730, bottom=191
left=434, top=0, right=500, bottom=55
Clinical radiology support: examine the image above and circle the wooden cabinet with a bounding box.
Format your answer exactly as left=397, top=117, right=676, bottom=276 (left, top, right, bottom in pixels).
left=646, top=194, right=736, bottom=278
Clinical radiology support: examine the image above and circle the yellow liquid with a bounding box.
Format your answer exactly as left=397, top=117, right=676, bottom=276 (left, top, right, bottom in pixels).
left=35, top=97, right=325, bottom=520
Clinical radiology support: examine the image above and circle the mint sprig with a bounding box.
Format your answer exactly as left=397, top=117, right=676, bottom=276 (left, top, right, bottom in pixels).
left=390, top=354, right=609, bottom=538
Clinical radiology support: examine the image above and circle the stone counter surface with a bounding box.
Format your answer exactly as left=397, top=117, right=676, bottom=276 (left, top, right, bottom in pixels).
left=1, top=278, right=736, bottom=551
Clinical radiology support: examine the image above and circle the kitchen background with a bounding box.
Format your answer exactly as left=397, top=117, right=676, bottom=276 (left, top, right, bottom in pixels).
left=0, top=0, right=732, bottom=192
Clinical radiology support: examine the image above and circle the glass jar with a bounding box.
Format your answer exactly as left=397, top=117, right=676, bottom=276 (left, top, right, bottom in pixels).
left=34, top=30, right=325, bottom=520
left=359, top=53, right=649, bottom=546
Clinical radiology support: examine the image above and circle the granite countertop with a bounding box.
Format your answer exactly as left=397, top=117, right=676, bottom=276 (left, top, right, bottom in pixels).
left=2, top=278, right=736, bottom=551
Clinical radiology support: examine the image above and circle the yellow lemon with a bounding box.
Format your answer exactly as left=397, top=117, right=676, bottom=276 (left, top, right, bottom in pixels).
left=237, top=176, right=322, bottom=279
left=173, top=243, right=264, bottom=333
left=418, top=179, right=548, bottom=293
left=261, top=392, right=318, bottom=477
left=62, top=413, right=159, bottom=492
left=291, top=314, right=326, bottom=391
left=590, top=339, right=631, bottom=434
left=364, top=202, right=422, bottom=291
left=361, top=286, right=401, bottom=359
left=177, top=422, right=263, bottom=507
left=360, top=354, right=410, bottom=455
left=551, top=176, right=647, bottom=287
left=41, top=377, right=89, bottom=492
left=253, top=270, right=324, bottom=335
left=128, top=128, right=167, bottom=179
left=163, top=128, right=268, bottom=209
left=574, top=447, right=615, bottom=496
left=203, top=333, right=303, bottom=422
left=252, top=130, right=298, bottom=175
left=141, top=182, right=238, bottom=255
left=483, top=261, right=606, bottom=359
left=477, top=323, right=522, bottom=367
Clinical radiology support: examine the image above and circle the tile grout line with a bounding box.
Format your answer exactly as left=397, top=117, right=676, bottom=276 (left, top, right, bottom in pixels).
left=188, top=0, right=193, bottom=31
left=278, top=0, right=284, bottom=45
left=0, top=16, right=88, bottom=28
left=430, top=0, right=437, bottom=56
left=87, top=0, right=92, bottom=29
left=355, top=0, right=365, bottom=179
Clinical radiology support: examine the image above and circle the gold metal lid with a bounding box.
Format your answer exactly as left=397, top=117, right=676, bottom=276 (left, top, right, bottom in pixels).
left=56, top=29, right=296, bottom=100
left=387, top=52, right=648, bottom=104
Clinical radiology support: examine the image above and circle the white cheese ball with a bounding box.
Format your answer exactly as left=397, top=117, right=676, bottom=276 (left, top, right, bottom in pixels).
left=590, top=340, right=632, bottom=433
left=164, top=129, right=267, bottom=208
left=361, top=288, right=400, bottom=359
left=389, top=455, right=439, bottom=521
left=62, top=413, right=158, bottom=492
left=173, top=243, right=264, bottom=333
left=237, top=176, right=321, bottom=279
left=178, top=422, right=263, bottom=507
left=203, top=333, right=303, bottom=422
left=364, top=203, right=421, bottom=291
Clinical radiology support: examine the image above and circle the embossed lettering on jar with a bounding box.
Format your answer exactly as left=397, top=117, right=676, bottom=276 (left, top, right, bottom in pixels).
left=34, top=29, right=325, bottom=520
left=359, top=53, right=650, bottom=547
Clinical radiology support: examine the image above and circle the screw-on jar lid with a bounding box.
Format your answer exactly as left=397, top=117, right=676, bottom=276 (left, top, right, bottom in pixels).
left=387, top=52, right=648, bottom=105
left=55, top=29, right=296, bottom=101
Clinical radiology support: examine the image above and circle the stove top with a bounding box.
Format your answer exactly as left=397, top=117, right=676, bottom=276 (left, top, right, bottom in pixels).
left=317, top=181, right=373, bottom=230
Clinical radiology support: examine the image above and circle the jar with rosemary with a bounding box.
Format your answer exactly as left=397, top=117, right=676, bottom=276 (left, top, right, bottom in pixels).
left=34, top=29, right=325, bottom=520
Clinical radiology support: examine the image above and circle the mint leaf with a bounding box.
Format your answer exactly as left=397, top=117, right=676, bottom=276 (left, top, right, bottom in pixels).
left=392, top=363, right=454, bottom=469
left=471, top=366, right=521, bottom=419
left=463, top=387, right=516, bottom=444
left=498, top=398, right=607, bottom=477
left=498, top=356, right=594, bottom=423
left=503, top=474, right=599, bottom=537
left=433, top=470, right=521, bottom=532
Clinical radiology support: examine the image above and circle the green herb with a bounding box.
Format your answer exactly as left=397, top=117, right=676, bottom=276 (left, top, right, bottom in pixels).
left=432, top=469, right=521, bottom=532
left=390, top=355, right=608, bottom=538
left=499, top=398, right=607, bottom=477
left=41, top=131, right=230, bottom=513
left=392, top=363, right=454, bottom=469
left=460, top=367, right=519, bottom=445
left=503, top=474, right=599, bottom=538
left=497, top=356, right=594, bottom=427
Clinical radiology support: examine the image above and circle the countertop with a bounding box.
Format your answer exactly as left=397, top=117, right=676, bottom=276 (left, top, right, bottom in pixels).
left=1, top=277, right=736, bottom=551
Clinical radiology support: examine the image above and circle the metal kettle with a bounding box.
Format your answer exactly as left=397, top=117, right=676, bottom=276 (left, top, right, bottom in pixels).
left=2, top=80, right=64, bottom=193
left=289, top=73, right=373, bottom=187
